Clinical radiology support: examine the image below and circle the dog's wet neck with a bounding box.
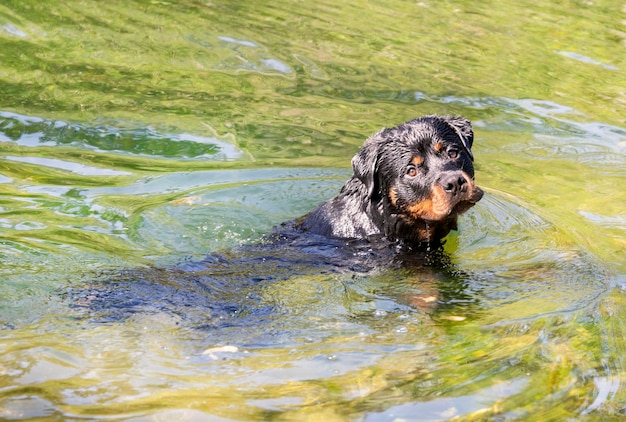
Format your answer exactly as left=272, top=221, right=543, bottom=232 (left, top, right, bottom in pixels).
left=389, top=213, right=458, bottom=246
left=371, top=192, right=455, bottom=245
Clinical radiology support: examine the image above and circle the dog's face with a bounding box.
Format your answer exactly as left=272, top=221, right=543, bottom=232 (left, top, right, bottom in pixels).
left=352, top=115, right=483, bottom=242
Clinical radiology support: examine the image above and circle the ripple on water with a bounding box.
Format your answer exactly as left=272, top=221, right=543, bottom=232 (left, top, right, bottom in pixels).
left=451, top=189, right=608, bottom=324
left=2, top=169, right=614, bottom=421
left=66, top=177, right=610, bottom=339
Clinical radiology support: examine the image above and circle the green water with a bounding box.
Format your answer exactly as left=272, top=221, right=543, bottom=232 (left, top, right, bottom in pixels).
left=1, top=0, right=625, bottom=420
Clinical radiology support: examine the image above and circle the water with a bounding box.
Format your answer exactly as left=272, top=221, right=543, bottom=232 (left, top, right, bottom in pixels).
left=0, top=0, right=625, bottom=420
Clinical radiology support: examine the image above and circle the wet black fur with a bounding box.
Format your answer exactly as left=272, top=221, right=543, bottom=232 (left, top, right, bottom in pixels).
left=296, top=115, right=480, bottom=246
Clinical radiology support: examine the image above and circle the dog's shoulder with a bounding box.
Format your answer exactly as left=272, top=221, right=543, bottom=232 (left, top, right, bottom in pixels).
left=296, top=176, right=380, bottom=239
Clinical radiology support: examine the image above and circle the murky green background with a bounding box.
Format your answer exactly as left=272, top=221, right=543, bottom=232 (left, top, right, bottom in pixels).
left=1, top=0, right=625, bottom=420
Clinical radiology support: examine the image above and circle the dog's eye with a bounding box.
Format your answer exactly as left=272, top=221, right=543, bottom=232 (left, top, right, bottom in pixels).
left=406, top=167, right=418, bottom=177
left=447, top=149, right=459, bottom=159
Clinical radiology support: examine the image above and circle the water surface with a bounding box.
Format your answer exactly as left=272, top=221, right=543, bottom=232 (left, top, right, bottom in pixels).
left=0, top=1, right=625, bottom=420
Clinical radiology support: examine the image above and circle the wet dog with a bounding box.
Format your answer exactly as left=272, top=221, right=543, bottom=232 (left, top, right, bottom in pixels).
left=296, top=115, right=483, bottom=247
left=71, top=115, right=483, bottom=325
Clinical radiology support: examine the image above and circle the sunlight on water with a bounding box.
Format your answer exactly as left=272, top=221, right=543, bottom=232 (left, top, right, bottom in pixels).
left=0, top=0, right=625, bottom=420
left=0, top=110, right=246, bottom=160
left=5, top=155, right=132, bottom=176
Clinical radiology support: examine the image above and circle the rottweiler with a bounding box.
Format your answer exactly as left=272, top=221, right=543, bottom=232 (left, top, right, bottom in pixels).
left=71, top=115, right=483, bottom=324
left=296, top=114, right=483, bottom=248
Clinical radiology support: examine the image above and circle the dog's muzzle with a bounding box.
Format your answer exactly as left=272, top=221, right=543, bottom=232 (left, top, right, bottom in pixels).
left=437, top=171, right=483, bottom=205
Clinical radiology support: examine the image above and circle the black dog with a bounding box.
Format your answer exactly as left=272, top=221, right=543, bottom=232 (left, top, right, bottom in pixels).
left=71, top=115, right=483, bottom=325
left=296, top=115, right=483, bottom=247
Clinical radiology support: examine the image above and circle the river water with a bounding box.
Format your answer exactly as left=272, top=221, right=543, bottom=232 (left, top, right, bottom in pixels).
left=1, top=1, right=625, bottom=420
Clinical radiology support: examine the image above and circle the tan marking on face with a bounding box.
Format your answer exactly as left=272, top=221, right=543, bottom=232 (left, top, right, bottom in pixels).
left=434, top=142, right=444, bottom=152
left=411, top=155, right=424, bottom=166
left=405, top=172, right=483, bottom=223
left=406, top=185, right=451, bottom=221
left=388, top=187, right=398, bottom=206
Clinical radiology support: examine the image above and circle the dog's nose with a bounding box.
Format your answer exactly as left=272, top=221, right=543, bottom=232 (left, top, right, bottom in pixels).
left=438, top=173, right=467, bottom=195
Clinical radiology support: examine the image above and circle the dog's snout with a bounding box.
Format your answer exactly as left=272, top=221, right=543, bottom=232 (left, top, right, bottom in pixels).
left=438, top=173, right=467, bottom=195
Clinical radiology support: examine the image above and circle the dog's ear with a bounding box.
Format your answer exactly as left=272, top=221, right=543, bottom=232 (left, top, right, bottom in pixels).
left=440, top=115, right=474, bottom=159
left=351, top=134, right=382, bottom=199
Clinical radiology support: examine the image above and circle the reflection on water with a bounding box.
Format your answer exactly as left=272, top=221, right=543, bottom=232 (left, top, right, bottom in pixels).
left=0, top=0, right=625, bottom=420
left=0, top=110, right=245, bottom=160
left=5, top=155, right=132, bottom=176
left=556, top=51, right=620, bottom=71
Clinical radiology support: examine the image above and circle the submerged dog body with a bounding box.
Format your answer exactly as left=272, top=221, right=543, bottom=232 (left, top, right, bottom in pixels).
left=297, top=115, right=483, bottom=246
left=72, top=115, right=483, bottom=324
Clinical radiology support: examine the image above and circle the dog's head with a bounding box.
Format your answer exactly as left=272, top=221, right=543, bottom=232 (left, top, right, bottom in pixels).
left=352, top=115, right=483, bottom=243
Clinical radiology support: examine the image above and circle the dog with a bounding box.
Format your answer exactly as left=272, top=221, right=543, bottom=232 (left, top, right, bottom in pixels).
left=71, top=115, right=483, bottom=324
left=295, top=115, right=483, bottom=247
